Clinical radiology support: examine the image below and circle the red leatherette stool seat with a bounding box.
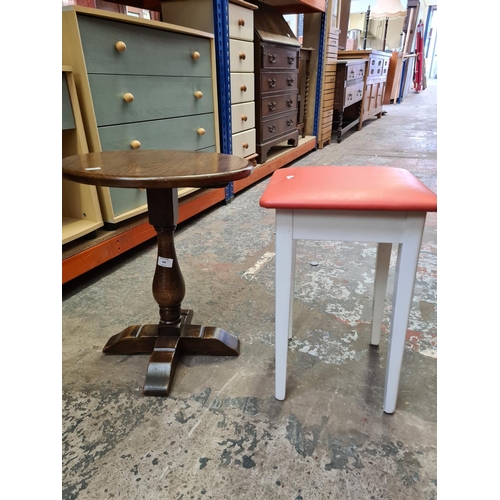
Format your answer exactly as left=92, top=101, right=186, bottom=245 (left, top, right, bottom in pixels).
left=260, top=165, right=437, bottom=413
left=259, top=166, right=437, bottom=212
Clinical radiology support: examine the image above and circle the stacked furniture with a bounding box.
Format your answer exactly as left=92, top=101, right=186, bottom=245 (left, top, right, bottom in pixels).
left=338, top=49, right=391, bottom=127
left=62, top=6, right=219, bottom=227
left=317, top=26, right=339, bottom=148
left=252, top=1, right=300, bottom=163
left=62, top=67, right=103, bottom=244
left=228, top=1, right=258, bottom=160
left=332, top=58, right=366, bottom=143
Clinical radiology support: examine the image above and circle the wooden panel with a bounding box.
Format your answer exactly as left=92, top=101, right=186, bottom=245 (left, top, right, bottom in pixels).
left=261, top=113, right=298, bottom=141
left=230, top=73, right=255, bottom=103
left=77, top=14, right=212, bottom=77
left=260, top=72, right=299, bottom=94
left=62, top=73, right=76, bottom=130
left=345, top=81, right=364, bottom=107
left=98, top=113, right=216, bottom=151
left=88, top=74, right=214, bottom=126
left=231, top=128, right=256, bottom=158
left=229, top=39, right=254, bottom=72
left=261, top=45, right=300, bottom=70
left=231, top=101, right=256, bottom=134
left=228, top=2, right=254, bottom=41
left=260, top=92, right=298, bottom=119
left=346, top=62, right=366, bottom=81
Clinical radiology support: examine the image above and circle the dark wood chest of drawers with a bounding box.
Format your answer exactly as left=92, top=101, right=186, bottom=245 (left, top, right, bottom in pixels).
left=252, top=2, right=300, bottom=163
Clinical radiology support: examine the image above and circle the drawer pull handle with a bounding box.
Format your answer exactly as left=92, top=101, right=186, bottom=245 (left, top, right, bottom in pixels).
left=287, top=98, right=293, bottom=106
left=123, top=93, right=134, bottom=103
left=287, top=119, right=294, bottom=127
left=194, top=91, right=203, bottom=99
left=130, top=140, right=141, bottom=149
left=241, top=115, right=248, bottom=121
left=268, top=78, right=276, bottom=88
left=191, top=51, right=201, bottom=60
left=115, top=41, right=127, bottom=52
left=242, top=142, right=249, bottom=149
left=240, top=85, right=247, bottom=92
left=359, top=69, right=364, bottom=75
left=287, top=56, right=295, bottom=64
left=287, top=77, right=294, bottom=86
left=268, top=124, right=276, bottom=133
left=268, top=53, right=277, bottom=63
left=197, top=128, right=206, bottom=136
left=239, top=52, right=246, bottom=60
left=347, top=93, right=352, bottom=100
left=238, top=19, right=245, bottom=27
left=268, top=101, right=276, bottom=111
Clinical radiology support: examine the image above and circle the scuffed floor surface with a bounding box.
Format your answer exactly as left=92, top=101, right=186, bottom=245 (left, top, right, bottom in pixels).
left=62, top=81, right=437, bottom=499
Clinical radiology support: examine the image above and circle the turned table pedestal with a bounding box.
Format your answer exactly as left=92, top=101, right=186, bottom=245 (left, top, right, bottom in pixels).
left=62, top=150, right=252, bottom=396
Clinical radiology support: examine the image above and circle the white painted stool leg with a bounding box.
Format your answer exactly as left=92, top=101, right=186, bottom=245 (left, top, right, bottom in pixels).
left=383, top=213, right=426, bottom=413
left=288, top=238, right=297, bottom=339
left=274, top=210, right=295, bottom=400
left=371, top=243, right=392, bottom=345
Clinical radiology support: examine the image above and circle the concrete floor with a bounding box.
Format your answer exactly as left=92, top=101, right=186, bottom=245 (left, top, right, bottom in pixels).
left=62, top=80, right=437, bottom=500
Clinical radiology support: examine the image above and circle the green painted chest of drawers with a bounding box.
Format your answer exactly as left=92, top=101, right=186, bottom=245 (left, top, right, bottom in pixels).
left=62, top=6, right=219, bottom=225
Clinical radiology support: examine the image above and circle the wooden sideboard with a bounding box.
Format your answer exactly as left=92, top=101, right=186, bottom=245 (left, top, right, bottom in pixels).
left=337, top=49, right=391, bottom=128
left=332, top=58, right=366, bottom=143
left=62, top=6, right=219, bottom=227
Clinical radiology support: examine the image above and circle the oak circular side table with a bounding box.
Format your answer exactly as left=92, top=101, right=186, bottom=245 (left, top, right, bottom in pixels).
left=62, top=150, right=252, bottom=396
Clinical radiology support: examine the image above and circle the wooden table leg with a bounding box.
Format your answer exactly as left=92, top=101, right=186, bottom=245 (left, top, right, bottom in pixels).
left=102, top=188, right=240, bottom=396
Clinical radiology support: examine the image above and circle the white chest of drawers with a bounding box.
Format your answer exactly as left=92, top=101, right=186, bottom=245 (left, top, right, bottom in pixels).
left=228, top=1, right=257, bottom=160
left=62, top=6, right=220, bottom=226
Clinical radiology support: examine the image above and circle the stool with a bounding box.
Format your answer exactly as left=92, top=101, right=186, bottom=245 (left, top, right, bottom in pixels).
left=259, top=166, right=437, bottom=413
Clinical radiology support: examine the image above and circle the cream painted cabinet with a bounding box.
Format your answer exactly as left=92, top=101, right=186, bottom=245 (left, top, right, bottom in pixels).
left=62, top=67, right=103, bottom=244
left=62, top=6, right=220, bottom=226
left=228, top=1, right=257, bottom=160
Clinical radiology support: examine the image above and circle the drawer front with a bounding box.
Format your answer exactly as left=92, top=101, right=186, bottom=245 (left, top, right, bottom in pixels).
left=261, top=71, right=299, bottom=94
left=345, top=82, right=364, bottom=107
left=77, top=14, right=212, bottom=77
left=230, top=73, right=255, bottom=104
left=346, top=62, right=365, bottom=81
left=368, top=56, right=390, bottom=81
left=261, top=112, right=298, bottom=141
left=98, top=114, right=216, bottom=151
left=62, top=73, right=75, bottom=130
left=232, top=128, right=256, bottom=158
left=261, top=92, right=298, bottom=119
left=228, top=3, right=253, bottom=41
left=231, top=101, right=255, bottom=134
left=108, top=187, right=147, bottom=219
left=230, top=39, right=254, bottom=73
left=261, top=45, right=299, bottom=70
left=88, top=74, right=214, bottom=126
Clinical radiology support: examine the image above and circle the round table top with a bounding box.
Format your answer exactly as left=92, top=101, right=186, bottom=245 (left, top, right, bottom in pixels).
left=62, top=150, right=253, bottom=189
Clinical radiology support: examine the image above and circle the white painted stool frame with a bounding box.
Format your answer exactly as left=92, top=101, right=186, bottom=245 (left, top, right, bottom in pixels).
left=274, top=208, right=427, bottom=414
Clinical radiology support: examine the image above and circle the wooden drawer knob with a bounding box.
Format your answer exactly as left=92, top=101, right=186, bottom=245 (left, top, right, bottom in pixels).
left=123, top=93, right=134, bottom=103
left=241, top=115, right=248, bottom=121
left=130, top=140, right=141, bottom=149
left=239, top=52, right=246, bottom=60
left=238, top=19, right=245, bottom=26
left=240, top=85, right=247, bottom=92
left=191, top=51, right=200, bottom=60
left=197, top=128, right=205, bottom=136
left=115, top=41, right=127, bottom=52
left=242, top=143, right=249, bottom=149
left=194, top=91, right=203, bottom=99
